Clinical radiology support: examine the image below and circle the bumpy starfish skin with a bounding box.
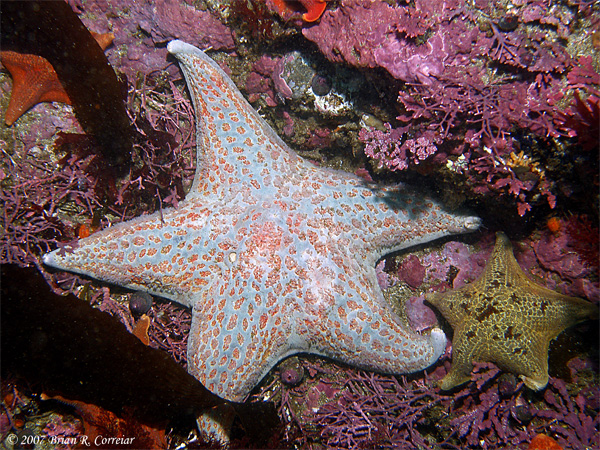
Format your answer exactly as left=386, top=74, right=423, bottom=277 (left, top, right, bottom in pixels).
left=44, top=41, right=480, bottom=402
left=299, top=0, right=328, bottom=21
left=1, top=32, right=114, bottom=126
left=1, top=51, right=71, bottom=126
left=429, top=232, right=598, bottom=391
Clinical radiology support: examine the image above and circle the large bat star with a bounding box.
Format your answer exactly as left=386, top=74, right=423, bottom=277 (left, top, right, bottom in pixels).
left=44, top=40, right=480, bottom=443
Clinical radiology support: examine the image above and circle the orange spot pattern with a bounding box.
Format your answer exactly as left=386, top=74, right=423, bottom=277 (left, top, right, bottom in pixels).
left=42, top=41, right=480, bottom=407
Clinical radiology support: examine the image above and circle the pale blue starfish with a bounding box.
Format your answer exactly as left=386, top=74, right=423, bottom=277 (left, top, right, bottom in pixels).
left=44, top=40, right=479, bottom=441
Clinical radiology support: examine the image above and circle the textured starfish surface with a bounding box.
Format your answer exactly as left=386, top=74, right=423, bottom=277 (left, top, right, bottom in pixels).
left=44, top=40, right=480, bottom=403
left=429, top=232, right=598, bottom=391
left=0, top=31, right=113, bottom=126
left=299, top=0, right=328, bottom=21
left=270, top=0, right=328, bottom=22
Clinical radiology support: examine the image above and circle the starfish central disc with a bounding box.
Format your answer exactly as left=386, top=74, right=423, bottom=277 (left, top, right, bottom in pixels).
left=43, top=40, right=480, bottom=403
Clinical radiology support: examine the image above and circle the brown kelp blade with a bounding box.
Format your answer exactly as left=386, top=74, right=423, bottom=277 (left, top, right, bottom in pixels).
left=1, top=1, right=132, bottom=175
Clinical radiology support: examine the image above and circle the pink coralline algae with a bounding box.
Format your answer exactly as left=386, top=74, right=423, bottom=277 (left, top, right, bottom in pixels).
left=43, top=415, right=82, bottom=448
left=303, top=0, right=574, bottom=86
left=272, top=51, right=317, bottom=101
left=405, top=295, right=438, bottom=333
left=441, top=362, right=598, bottom=450
left=565, top=214, right=600, bottom=270
left=373, top=31, right=447, bottom=85
left=556, top=56, right=600, bottom=151
left=535, top=377, right=600, bottom=449
left=409, top=231, right=598, bottom=303
left=137, top=0, right=234, bottom=49
left=306, top=128, right=332, bottom=149
left=531, top=226, right=599, bottom=302
left=273, top=361, right=447, bottom=449
left=302, top=0, right=450, bottom=84
left=244, top=55, right=280, bottom=106
left=375, top=259, right=398, bottom=291
left=397, top=254, right=427, bottom=289
left=312, top=0, right=595, bottom=216
left=147, top=301, right=191, bottom=368
left=0, top=72, right=195, bottom=268
left=68, top=0, right=235, bottom=79
left=419, top=239, right=493, bottom=290
left=90, top=286, right=191, bottom=368
left=0, top=147, right=99, bottom=267
left=245, top=71, right=277, bottom=106
left=270, top=356, right=599, bottom=449
left=272, top=55, right=295, bottom=100
left=362, top=69, right=564, bottom=214
left=360, top=124, right=438, bottom=171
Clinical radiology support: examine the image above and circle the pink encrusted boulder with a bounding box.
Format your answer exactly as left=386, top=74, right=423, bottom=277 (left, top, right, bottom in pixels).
left=302, top=0, right=398, bottom=69
left=375, top=259, right=398, bottom=291
left=72, top=0, right=235, bottom=78
left=421, top=239, right=492, bottom=290
left=252, top=55, right=280, bottom=79
left=302, top=0, right=450, bottom=84
left=139, top=0, right=234, bottom=49
left=244, top=56, right=280, bottom=106
left=405, top=295, right=438, bottom=332
left=532, top=231, right=599, bottom=301
left=372, top=31, right=447, bottom=85
left=245, top=72, right=277, bottom=106
left=397, top=254, right=426, bottom=289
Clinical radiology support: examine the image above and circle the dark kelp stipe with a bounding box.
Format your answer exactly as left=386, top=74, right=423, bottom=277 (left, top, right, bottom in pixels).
left=1, top=1, right=132, bottom=175
left=0, top=264, right=278, bottom=445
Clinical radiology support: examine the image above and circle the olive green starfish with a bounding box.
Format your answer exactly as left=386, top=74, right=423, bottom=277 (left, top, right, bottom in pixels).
left=428, top=232, right=598, bottom=391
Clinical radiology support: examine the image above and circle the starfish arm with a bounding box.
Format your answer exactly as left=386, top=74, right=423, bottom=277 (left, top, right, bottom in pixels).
left=167, top=40, right=306, bottom=200
left=187, top=291, right=294, bottom=402
left=362, top=186, right=481, bottom=263
left=187, top=247, right=446, bottom=402
left=196, top=404, right=235, bottom=445
left=438, top=328, right=477, bottom=390
left=167, top=40, right=480, bottom=263
left=300, top=0, right=327, bottom=22
left=517, top=279, right=599, bottom=335
left=299, top=236, right=447, bottom=376
left=510, top=333, right=550, bottom=391
left=305, top=283, right=447, bottom=375
left=42, top=198, right=214, bottom=308
left=479, top=318, right=551, bottom=389
left=496, top=232, right=598, bottom=335
left=520, top=373, right=550, bottom=391
left=1, top=52, right=72, bottom=125
left=37, top=86, right=72, bottom=104
left=427, top=286, right=478, bottom=329
left=277, top=176, right=481, bottom=268
left=2, top=33, right=113, bottom=126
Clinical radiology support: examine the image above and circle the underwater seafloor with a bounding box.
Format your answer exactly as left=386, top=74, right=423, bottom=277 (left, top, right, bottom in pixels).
left=0, top=0, right=598, bottom=449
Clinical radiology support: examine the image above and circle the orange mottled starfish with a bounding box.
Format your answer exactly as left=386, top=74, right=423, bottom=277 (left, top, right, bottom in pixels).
left=0, top=32, right=114, bottom=126
left=272, top=0, right=328, bottom=22
left=299, top=0, right=327, bottom=21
